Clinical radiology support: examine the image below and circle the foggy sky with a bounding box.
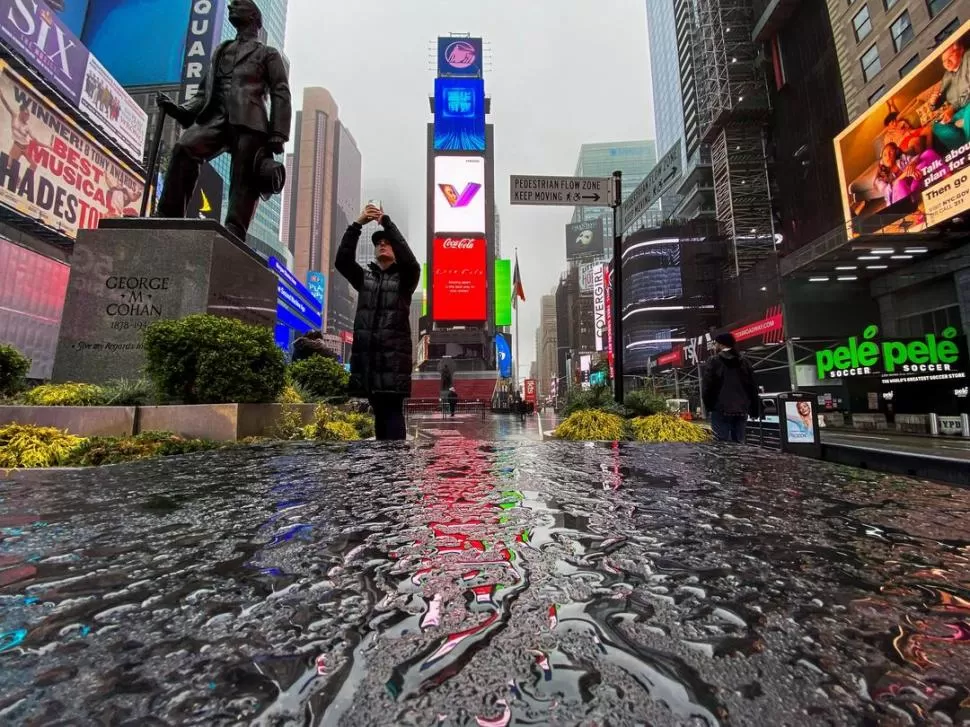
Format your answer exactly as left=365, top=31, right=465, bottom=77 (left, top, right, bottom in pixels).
left=284, top=0, right=655, bottom=376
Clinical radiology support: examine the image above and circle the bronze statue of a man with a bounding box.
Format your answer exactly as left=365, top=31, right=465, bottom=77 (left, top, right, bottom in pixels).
left=156, top=0, right=291, bottom=241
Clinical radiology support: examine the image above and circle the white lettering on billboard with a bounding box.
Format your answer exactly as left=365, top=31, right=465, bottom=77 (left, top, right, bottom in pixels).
left=593, top=265, right=606, bottom=352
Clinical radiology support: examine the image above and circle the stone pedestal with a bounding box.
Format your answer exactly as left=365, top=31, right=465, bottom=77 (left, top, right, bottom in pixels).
left=52, top=219, right=276, bottom=384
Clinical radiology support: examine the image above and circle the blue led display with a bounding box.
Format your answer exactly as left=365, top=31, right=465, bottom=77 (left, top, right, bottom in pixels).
left=434, top=78, right=485, bottom=152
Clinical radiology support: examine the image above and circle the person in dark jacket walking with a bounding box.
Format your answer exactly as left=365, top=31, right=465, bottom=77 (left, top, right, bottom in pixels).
left=446, top=387, right=459, bottom=417
left=701, top=333, right=761, bottom=443
left=335, top=205, right=420, bottom=440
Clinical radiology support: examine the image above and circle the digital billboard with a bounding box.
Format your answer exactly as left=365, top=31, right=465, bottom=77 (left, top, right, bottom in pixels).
left=0, top=62, right=145, bottom=238
left=494, top=258, right=511, bottom=327
left=434, top=156, right=485, bottom=233
left=434, top=78, right=485, bottom=152
left=835, top=19, right=970, bottom=234
left=565, top=217, right=605, bottom=260
left=437, top=37, right=483, bottom=78
left=432, top=236, right=487, bottom=322
left=0, top=0, right=146, bottom=160
left=79, top=0, right=197, bottom=87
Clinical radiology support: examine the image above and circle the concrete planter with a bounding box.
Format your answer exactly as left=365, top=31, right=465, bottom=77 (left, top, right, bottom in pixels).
left=0, top=404, right=319, bottom=442
left=0, top=406, right=136, bottom=437
left=136, top=404, right=318, bottom=441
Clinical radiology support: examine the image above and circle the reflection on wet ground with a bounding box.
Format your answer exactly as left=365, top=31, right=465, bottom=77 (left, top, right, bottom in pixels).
left=1, top=440, right=970, bottom=725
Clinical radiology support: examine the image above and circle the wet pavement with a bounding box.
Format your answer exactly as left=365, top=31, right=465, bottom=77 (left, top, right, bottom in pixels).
left=2, top=439, right=970, bottom=726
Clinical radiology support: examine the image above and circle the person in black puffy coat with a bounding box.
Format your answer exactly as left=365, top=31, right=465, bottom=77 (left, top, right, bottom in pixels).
left=702, top=333, right=761, bottom=443
left=335, top=205, right=420, bottom=440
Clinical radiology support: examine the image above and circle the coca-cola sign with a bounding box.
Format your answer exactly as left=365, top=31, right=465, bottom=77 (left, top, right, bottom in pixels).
left=442, top=238, right=476, bottom=250
left=432, top=236, right=487, bottom=322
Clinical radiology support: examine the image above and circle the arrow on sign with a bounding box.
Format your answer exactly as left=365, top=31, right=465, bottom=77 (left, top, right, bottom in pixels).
left=582, top=194, right=601, bottom=202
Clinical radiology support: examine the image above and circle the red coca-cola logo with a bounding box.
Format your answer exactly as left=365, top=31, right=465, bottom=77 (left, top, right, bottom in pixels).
left=442, top=238, right=477, bottom=250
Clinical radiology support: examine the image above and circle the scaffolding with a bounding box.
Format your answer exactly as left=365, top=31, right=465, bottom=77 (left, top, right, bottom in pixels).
left=693, top=0, right=774, bottom=277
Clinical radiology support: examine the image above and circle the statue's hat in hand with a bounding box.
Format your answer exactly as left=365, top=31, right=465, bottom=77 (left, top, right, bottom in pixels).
left=254, top=149, right=286, bottom=201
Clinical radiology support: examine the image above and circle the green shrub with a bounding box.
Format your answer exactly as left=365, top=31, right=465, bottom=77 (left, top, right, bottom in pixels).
left=277, top=384, right=304, bottom=404
left=343, top=412, right=375, bottom=439
left=102, top=378, right=154, bottom=406
left=272, top=405, right=306, bottom=440
left=0, top=344, right=30, bottom=396
left=631, top=415, right=711, bottom=443
left=65, top=431, right=220, bottom=467
left=561, top=384, right=627, bottom=418
left=143, top=315, right=286, bottom=404
left=554, top=410, right=627, bottom=441
left=0, top=424, right=85, bottom=468
left=288, top=356, right=349, bottom=403
left=316, top=420, right=360, bottom=442
left=307, top=404, right=371, bottom=441
left=624, top=388, right=668, bottom=418
left=22, top=382, right=107, bottom=406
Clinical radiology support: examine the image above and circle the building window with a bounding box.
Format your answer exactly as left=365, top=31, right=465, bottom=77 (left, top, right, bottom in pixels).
left=891, top=12, right=915, bottom=52
left=899, top=54, right=920, bottom=77
left=884, top=0, right=898, bottom=8
left=868, top=85, right=887, bottom=106
left=927, top=0, right=954, bottom=18
left=861, top=45, right=882, bottom=81
left=935, top=17, right=961, bottom=46
left=853, top=5, right=873, bottom=42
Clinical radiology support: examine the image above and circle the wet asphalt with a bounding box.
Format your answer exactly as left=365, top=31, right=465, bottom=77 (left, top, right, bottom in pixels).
left=1, top=438, right=969, bottom=726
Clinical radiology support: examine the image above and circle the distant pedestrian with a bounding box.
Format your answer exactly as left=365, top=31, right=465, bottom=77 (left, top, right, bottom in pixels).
left=335, top=204, right=420, bottom=441
left=447, top=386, right=459, bottom=417
left=702, top=333, right=761, bottom=443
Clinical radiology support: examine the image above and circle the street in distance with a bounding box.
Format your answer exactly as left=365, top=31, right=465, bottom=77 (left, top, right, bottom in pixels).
left=510, top=175, right=614, bottom=206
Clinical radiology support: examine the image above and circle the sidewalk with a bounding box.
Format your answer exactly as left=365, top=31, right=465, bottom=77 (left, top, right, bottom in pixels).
left=821, top=427, right=970, bottom=462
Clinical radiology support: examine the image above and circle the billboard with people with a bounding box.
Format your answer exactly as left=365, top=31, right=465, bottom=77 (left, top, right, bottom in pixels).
left=835, top=19, right=970, bottom=234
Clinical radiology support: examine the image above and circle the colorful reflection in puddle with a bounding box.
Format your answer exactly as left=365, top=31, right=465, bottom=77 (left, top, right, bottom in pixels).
left=0, top=441, right=969, bottom=724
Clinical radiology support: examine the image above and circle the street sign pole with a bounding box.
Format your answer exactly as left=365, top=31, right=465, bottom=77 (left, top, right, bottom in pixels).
left=611, top=170, right=624, bottom=405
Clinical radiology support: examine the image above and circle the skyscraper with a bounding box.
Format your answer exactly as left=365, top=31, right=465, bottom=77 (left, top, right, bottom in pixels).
left=328, top=122, right=362, bottom=335
left=538, top=295, right=558, bottom=398
left=289, top=88, right=340, bottom=322
left=570, top=141, right=659, bottom=241
left=642, top=0, right=715, bottom=226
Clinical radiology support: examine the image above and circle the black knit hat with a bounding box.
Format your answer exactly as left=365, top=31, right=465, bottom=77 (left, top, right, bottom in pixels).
left=715, top=333, right=737, bottom=348
left=372, top=229, right=390, bottom=246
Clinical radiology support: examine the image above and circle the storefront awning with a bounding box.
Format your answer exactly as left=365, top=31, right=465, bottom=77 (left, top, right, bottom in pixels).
left=778, top=221, right=966, bottom=282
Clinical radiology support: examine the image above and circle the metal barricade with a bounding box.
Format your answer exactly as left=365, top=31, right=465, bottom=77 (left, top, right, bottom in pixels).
left=405, top=399, right=487, bottom=422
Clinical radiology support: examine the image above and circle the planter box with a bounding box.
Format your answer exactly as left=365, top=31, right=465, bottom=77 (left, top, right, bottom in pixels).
left=0, top=404, right=319, bottom=442
left=136, top=404, right=318, bottom=441
left=0, top=406, right=136, bottom=437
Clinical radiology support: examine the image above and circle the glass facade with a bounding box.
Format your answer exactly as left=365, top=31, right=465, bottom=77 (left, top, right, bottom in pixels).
left=647, top=0, right=685, bottom=166
left=211, top=0, right=290, bottom=264
left=570, top=141, right=658, bottom=241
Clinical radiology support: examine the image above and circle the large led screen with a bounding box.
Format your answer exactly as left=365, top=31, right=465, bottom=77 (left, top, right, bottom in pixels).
left=434, top=156, right=485, bottom=233
left=437, top=37, right=483, bottom=78
left=432, top=237, right=487, bottom=322
left=494, top=258, right=511, bottom=326
left=434, top=78, right=485, bottom=152
left=835, top=19, right=970, bottom=234
left=80, top=0, right=198, bottom=87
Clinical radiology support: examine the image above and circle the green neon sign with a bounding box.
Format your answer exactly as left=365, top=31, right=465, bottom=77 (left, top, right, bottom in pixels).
left=816, top=325, right=961, bottom=379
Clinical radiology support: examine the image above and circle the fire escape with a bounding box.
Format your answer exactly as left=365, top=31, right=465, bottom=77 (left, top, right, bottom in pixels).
left=693, top=0, right=774, bottom=278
